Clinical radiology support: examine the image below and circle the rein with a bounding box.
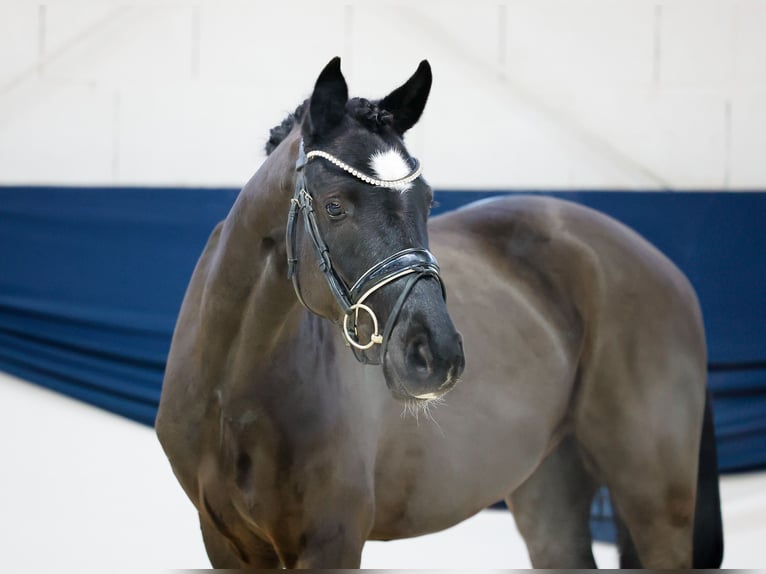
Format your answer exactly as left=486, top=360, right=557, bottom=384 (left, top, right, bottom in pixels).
left=285, top=140, right=444, bottom=364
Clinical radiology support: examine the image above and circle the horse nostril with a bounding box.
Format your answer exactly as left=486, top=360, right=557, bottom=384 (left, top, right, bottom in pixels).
left=407, top=336, right=432, bottom=375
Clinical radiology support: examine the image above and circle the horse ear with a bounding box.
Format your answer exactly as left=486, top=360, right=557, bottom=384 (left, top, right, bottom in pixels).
left=380, top=60, right=432, bottom=135
left=305, top=57, right=348, bottom=139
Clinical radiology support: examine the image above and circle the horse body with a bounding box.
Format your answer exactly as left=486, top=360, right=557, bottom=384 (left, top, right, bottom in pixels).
left=369, top=193, right=708, bottom=539
left=156, top=59, right=721, bottom=568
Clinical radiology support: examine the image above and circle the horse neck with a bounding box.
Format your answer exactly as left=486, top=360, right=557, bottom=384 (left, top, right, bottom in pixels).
left=205, top=132, right=308, bottom=356
left=199, top=133, right=382, bottom=434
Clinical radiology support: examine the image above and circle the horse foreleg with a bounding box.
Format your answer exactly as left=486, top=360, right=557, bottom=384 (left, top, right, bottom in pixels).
left=508, top=435, right=598, bottom=568
left=611, top=495, right=643, bottom=568
left=292, top=524, right=365, bottom=568
left=199, top=512, right=280, bottom=568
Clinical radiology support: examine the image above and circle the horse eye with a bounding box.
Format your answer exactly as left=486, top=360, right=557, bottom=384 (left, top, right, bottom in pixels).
left=325, top=200, right=346, bottom=218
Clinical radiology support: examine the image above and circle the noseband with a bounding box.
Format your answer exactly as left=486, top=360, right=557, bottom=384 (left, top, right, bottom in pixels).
left=285, top=140, right=445, bottom=364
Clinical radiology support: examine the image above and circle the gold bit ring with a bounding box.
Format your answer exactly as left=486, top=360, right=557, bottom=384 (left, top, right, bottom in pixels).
left=343, top=303, right=383, bottom=350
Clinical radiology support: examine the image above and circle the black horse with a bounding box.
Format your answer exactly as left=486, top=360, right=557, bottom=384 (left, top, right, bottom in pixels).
left=156, top=58, right=723, bottom=568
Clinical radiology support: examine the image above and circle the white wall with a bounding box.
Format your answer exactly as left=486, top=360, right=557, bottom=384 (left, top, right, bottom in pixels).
left=0, top=0, right=764, bottom=189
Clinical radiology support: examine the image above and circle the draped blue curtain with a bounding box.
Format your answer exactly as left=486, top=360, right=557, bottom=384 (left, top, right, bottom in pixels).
left=1, top=186, right=765, bottom=474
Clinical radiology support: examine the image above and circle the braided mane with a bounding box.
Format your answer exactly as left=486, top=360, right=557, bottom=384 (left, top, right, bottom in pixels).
left=264, top=98, right=394, bottom=156
left=265, top=102, right=305, bottom=156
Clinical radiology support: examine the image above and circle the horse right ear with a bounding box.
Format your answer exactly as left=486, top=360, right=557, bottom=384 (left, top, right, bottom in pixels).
left=380, top=60, right=432, bottom=135
left=305, top=57, right=348, bottom=140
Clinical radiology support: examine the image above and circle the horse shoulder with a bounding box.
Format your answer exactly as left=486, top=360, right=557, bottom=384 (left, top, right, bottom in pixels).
left=156, top=220, right=225, bottom=491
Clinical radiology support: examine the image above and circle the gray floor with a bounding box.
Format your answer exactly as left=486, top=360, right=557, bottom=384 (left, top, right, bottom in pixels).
left=1, top=371, right=762, bottom=570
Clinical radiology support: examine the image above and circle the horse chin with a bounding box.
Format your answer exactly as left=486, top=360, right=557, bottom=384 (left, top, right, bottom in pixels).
left=382, top=362, right=460, bottom=403
left=411, top=391, right=442, bottom=400
left=391, top=385, right=455, bottom=422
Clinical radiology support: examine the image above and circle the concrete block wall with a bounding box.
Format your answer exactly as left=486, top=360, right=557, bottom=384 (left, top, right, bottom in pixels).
left=0, top=0, right=764, bottom=189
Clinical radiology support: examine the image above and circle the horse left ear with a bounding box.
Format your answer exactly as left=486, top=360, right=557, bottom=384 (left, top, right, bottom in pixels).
left=380, top=60, right=432, bottom=135
left=305, top=57, right=349, bottom=139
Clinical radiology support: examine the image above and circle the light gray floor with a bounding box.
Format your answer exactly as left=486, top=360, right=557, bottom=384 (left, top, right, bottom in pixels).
left=1, top=371, right=762, bottom=570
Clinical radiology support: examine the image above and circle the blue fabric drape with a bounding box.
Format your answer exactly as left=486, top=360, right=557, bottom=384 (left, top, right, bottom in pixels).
left=0, top=187, right=236, bottom=424
left=1, top=186, right=764, bottom=473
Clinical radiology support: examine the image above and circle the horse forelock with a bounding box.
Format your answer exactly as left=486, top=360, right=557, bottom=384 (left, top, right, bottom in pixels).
left=345, top=97, right=394, bottom=133
left=264, top=97, right=398, bottom=157
left=264, top=96, right=420, bottom=196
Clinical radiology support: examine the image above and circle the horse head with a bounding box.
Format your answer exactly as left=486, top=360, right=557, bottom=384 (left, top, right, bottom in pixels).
left=284, top=57, right=464, bottom=402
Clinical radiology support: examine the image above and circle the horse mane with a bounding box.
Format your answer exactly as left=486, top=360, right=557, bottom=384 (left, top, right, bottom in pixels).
left=264, top=98, right=395, bottom=156
left=265, top=102, right=305, bottom=156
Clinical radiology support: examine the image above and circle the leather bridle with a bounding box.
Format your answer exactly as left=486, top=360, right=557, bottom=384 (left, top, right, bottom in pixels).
left=285, top=140, right=445, bottom=365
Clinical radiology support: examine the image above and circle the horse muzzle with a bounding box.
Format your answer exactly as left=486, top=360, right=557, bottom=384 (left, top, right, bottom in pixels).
left=382, top=296, right=465, bottom=401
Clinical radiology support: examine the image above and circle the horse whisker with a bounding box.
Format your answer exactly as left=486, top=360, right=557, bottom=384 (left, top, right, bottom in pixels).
left=399, top=395, right=446, bottom=435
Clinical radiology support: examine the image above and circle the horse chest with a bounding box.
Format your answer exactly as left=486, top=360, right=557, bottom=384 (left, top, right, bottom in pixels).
left=208, top=394, right=374, bottom=533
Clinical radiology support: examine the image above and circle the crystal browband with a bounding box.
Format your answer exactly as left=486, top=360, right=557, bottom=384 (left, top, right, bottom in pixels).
left=306, top=149, right=422, bottom=188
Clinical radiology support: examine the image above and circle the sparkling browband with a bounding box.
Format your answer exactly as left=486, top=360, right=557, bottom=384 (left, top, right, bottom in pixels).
left=306, top=149, right=422, bottom=188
